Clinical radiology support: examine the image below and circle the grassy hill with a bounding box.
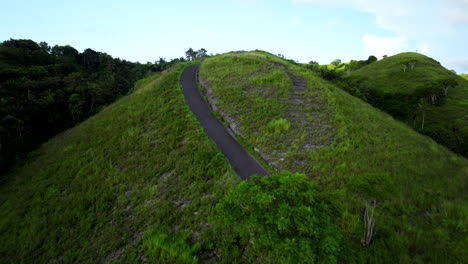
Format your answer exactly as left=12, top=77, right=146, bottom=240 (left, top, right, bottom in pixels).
left=461, top=74, right=468, bottom=80
left=1, top=52, right=467, bottom=263
left=0, top=63, right=239, bottom=263
left=345, top=52, right=461, bottom=93
left=200, top=51, right=468, bottom=263
left=343, top=52, right=468, bottom=156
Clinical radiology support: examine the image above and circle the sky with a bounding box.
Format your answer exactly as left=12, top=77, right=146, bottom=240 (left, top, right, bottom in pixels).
left=1, top=0, right=468, bottom=73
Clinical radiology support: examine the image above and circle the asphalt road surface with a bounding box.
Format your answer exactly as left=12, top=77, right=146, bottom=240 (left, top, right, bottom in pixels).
left=181, top=64, right=269, bottom=180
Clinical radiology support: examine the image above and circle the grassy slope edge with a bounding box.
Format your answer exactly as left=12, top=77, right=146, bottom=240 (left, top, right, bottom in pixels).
left=0, top=63, right=238, bottom=263
left=345, top=52, right=468, bottom=156
left=200, top=51, right=468, bottom=263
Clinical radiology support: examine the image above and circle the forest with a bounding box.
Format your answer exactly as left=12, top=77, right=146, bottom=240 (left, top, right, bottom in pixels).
left=0, top=39, right=162, bottom=174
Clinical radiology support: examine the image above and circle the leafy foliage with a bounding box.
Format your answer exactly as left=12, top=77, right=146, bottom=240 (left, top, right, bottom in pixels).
left=0, top=39, right=155, bottom=174
left=211, top=171, right=354, bottom=263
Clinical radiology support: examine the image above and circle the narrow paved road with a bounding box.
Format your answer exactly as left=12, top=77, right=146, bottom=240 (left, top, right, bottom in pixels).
left=181, top=64, right=269, bottom=180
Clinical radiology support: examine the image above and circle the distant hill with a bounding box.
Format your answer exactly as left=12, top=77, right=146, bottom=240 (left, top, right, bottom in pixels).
left=345, top=52, right=461, bottom=93
left=200, top=51, right=468, bottom=263
left=344, top=52, right=468, bottom=156
left=461, top=73, right=468, bottom=80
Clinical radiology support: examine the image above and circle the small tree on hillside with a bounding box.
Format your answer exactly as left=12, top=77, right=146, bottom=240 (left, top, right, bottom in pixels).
left=367, top=55, right=377, bottom=64
left=196, top=48, right=207, bottom=59
left=418, top=98, right=430, bottom=129
left=414, top=81, right=446, bottom=105
left=331, top=59, right=342, bottom=66
left=185, top=48, right=196, bottom=61
left=441, top=78, right=458, bottom=96
left=402, top=63, right=408, bottom=73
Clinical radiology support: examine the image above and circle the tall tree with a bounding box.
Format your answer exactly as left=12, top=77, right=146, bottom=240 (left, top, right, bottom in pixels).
left=185, top=48, right=196, bottom=61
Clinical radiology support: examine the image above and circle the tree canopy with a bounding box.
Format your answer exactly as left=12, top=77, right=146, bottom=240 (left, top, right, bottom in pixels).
left=0, top=39, right=157, bottom=174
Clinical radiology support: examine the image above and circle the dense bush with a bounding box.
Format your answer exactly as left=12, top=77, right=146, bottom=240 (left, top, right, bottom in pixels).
left=208, top=171, right=355, bottom=263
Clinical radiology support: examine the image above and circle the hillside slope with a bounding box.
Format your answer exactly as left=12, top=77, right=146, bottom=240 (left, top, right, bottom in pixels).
left=200, top=51, right=468, bottom=263
left=343, top=52, right=468, bottom=156
left=0, top=64, right=238, bottom=263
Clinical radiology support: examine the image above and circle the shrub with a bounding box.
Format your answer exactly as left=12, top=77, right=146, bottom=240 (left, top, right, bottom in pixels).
left=210, top=171, right=355, bottom=263
left=144, top=224, right=200, bottom=264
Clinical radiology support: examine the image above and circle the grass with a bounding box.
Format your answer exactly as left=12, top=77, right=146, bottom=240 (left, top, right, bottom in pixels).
left=200, top=51, right=468, bottom=263
left=345, top=52, right=463, bottom=93
left=0, top=62, right=239, bottom=263
left=344, top=52, right=468, bottom=156
left=1, top=51, right=467, bottom=263
left=461, top=73, right=468, bottom=80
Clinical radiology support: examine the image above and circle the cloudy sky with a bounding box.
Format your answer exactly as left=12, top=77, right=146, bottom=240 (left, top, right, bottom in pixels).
left=2, top=0, right=467, bottom=72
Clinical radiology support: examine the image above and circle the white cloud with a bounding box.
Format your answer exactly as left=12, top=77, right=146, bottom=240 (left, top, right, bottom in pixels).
left=362, top=35, right=408, bottom=58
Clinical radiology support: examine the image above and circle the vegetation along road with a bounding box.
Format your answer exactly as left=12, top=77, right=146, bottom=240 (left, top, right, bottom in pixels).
left=181, top=64, right=269, bottom=180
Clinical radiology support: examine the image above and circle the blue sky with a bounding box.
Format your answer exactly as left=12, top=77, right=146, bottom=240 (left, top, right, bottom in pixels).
left=2, top=0, right=468, bottom=72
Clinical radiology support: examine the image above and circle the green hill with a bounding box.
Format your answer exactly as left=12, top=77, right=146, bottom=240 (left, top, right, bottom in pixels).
left=1, top=52, right=467, bottom=263
left=200, top=51, right=468, bottom=263
left=345, top=52, right=461, bottom=93
left=461, top=74, right=468, bottom=80
left=343, top=52, right=468, bottom=156
left=0, top=64, right=239, bottom=263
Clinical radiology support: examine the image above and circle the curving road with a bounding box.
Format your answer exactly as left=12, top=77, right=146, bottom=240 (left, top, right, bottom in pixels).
left=181, top=64, right=269, bottom=180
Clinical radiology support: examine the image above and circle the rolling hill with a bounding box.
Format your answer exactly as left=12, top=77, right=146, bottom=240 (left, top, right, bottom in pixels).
left=200, top=51, right=468, bottom=263
left=343, top=52, right=468, bottom=156
left=0, top=63, right=239, bottom=263
left=0, top=51, right=467, bottom=263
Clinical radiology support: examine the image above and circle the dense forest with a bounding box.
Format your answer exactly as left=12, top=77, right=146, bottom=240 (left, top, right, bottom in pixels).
left=0, top=39, right=167, bottom=174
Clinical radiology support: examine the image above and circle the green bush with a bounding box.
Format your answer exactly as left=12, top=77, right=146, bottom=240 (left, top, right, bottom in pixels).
left=210, top=171, right=355, bottom=263
left=144, top=224, right=200, bottom=264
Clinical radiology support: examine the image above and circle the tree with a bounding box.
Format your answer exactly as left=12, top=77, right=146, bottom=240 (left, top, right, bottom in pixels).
left=0, top=39, right=153, bottom=175
left=39, top=41, right=51, bottom=53
left=367, top=55, right=377, bottom=64
left=440, top=78, right=458, bottom=96
left=196, top=48, right=207, bottom=59
left=418, top=98, right=430, bottom=129
left=414, top=81, right=446, bottom=105
left=330, top=59, right=341, bottom=66
left=185, top=48, right=196, bottom=61
left=402, top=63, right=407, bottom=73
left=156, top=57, right=167, bottom=71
